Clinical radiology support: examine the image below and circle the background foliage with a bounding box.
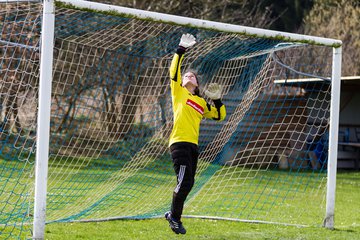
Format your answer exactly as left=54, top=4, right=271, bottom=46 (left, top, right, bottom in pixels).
left=94, top=0, right=359, bottom=76
left=304, top=0, right=360, bottom=76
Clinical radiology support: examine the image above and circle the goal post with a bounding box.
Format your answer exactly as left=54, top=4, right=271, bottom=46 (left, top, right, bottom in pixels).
left=0, top=0, right=342, bottom=239
left=324, top=46, right=342, bottom=229
left=33, top=0, right=55, bottom=239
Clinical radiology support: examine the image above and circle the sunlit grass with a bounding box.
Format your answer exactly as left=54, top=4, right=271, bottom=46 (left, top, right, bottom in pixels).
left=1, top=154, right=359, bottom=240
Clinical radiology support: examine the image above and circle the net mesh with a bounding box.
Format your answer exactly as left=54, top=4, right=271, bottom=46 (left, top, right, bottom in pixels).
left=0, top=2, right=41, bottom=238
left=0, top=2, right=334, bottom=238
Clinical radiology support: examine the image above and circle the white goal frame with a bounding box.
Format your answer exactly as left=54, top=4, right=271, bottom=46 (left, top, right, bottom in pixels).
left=32, top=0, right=342, bottom=239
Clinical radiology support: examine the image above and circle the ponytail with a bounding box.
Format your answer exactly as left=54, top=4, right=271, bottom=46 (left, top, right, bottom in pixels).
left=194, top=87, right=201, bottom=97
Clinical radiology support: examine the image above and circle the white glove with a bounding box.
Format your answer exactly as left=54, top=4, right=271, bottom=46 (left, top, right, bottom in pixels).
left=179, top=33, right=196, bottom=48
left=205, top=83, right=223, bottom=100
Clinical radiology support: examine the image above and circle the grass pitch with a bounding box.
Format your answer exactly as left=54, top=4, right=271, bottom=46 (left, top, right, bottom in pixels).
left=45, top=171, right=360, bottom=240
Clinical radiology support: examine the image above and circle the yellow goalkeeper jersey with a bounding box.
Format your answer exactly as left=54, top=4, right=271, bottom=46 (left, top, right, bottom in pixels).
left=169, top=49, right=226, bottom=147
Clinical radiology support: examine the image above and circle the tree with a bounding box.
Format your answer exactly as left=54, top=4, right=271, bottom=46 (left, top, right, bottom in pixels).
left=303, top=0, right=360, bottom=76
left=99, top=0, right=275, bottom=28
left=0, top=4, right=41, bottom=133
left=260, top=0, right=314, bottom=32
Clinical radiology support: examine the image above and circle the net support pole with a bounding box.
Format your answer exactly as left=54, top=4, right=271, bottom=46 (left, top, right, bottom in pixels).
left=324, top=46, right=342, bottom=229
left=33, top=0, right=55, bottom=239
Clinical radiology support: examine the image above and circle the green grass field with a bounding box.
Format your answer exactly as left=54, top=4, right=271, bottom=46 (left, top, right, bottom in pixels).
left=1, top=156, right=359, bottom=239
left=45, top=218, right=360, bottom=240
left=44, top=171, right=360, bottom=240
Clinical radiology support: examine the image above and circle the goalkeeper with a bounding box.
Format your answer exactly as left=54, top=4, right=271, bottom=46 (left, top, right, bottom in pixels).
left=165, top=33, right=226, bottom=234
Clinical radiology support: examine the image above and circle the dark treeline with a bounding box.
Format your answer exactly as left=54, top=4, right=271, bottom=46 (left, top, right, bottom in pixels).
left=97, top=0, right=313, bottom=32
left=95, top=0, right=359, bottom=76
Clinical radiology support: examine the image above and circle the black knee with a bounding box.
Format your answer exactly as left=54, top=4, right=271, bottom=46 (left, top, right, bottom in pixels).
left=175, top=178, right=194, bottom=197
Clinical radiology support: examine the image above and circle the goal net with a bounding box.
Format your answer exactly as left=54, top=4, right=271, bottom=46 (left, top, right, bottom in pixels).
left=0, top=1, right=341, bottom=238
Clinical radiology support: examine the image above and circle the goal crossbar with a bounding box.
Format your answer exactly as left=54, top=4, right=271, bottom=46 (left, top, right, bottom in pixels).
left=59, top=0, right=342, bottom=47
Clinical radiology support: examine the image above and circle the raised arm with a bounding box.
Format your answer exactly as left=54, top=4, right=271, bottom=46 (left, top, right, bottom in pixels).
left=203, top=83, right=226, bottom=121
left=169, top=34, right=196, bottom=86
